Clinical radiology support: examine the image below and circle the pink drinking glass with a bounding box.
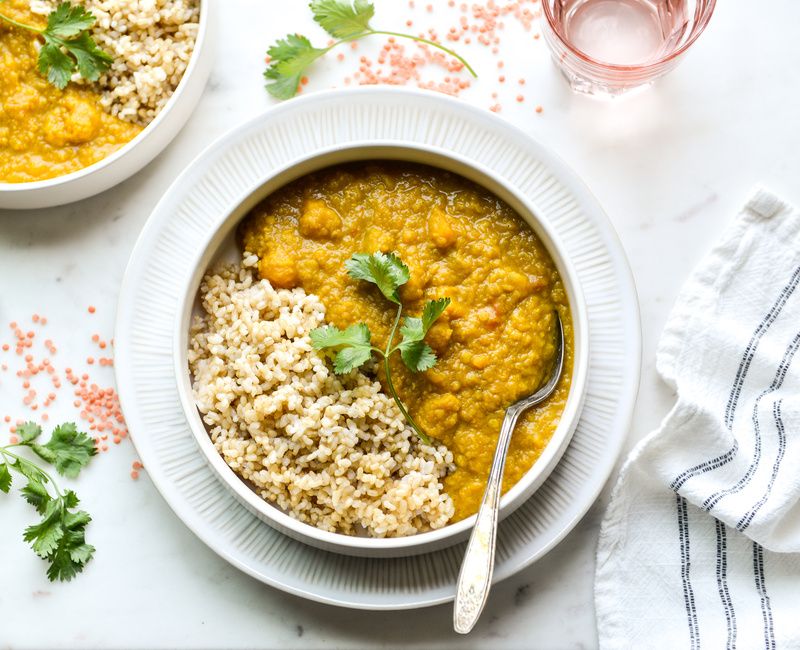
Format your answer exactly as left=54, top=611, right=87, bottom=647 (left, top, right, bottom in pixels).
left=541, top=0, right=716, bottom=97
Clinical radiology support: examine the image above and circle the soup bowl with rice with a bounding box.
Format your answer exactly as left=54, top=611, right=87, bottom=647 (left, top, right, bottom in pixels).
left=175, top=142, right=590, bottom=558
left=0, top=0, right=211, bottom=209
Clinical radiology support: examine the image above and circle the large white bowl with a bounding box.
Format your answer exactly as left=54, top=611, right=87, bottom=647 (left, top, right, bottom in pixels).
left=0, top=1, right=212, bottom=210
left=174, top=141, right=590, bottom=558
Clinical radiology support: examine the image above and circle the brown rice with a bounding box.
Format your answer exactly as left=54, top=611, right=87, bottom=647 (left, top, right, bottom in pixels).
left=188, top=253, right=455, bottom=537
left=31, top=0, right=200, bottom=125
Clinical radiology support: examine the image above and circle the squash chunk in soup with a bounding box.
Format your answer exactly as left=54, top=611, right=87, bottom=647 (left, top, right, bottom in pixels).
left=239, top=163, right=573, bottom=521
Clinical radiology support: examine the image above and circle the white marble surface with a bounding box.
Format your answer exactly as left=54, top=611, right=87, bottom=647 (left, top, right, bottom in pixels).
left=1, top=1, right=799, bottom=648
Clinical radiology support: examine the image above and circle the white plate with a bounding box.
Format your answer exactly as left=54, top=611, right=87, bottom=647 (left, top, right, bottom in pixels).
left=115, top=87, right=641, bottom=610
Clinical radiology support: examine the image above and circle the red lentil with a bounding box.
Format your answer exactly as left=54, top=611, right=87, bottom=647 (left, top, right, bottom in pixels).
left=2, top=314, right=134, bottom=478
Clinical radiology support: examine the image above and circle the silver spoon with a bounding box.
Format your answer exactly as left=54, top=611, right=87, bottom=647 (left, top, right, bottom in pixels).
left=453, top=313, right=565, bottom=634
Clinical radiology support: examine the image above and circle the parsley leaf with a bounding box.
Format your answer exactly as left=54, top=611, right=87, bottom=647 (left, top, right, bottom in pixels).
left=263, top=0, right=476, bottom=99
left=24, top=422, right=96, bottom=479
left=345, top=252, right=410, bottom=305
left=0, top=1, right=112, bottom=89
left=310, top=323, right=374, bottom=374
left=264, top=34, right=326, bottom=100
left=0, top=463, right=11, bottom=494
left=311, top=0, right=374, bottom=39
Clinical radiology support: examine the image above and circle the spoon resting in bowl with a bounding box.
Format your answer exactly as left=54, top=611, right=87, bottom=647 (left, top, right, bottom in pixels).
left=453, top=313, right=565, bottom=634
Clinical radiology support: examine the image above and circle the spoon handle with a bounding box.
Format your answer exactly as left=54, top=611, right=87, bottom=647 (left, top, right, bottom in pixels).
left=453, top=406, right=523, bottom=634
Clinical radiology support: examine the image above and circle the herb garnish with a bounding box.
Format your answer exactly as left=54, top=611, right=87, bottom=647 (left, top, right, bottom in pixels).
left=0, top=1, right=112, bottom=89
left=0, top=421, right=97, bottom=581
left=265, top=0, right=477, bottom=100
left=310, top=252, right=450, bottom=444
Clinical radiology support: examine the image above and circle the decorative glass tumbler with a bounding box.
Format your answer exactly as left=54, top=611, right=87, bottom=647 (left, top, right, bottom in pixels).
left=541, top=0, right=716, bottom=97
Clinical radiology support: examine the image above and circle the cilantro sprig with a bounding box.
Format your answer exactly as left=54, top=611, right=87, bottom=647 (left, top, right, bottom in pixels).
left=265, top=0, right=477, bottom=100
left=0, top=1, right=112, bottom=89
left=310, top=252, right=450, bottom=444
left=0, top=422, right=97, bottom=581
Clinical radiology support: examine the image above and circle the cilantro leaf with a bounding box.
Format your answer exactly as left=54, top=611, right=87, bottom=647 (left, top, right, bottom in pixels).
left=398, top=341, right=437, bottom=372
left=311, top=0, right=374, bottom=39
left=264, top=34, right=326, bottom=99
left=47, top=531, right=94, bottom=582
left=44, top=495, right=94, bottom=582
left=17, top=421, right=43, bottom=444
left=310, top=323, right=373, bottom=374
left=0, top=1, right=112, bottom=89
left=62, top=31, right=112, bottom=82
left=24, top=499, right=65, bottom=558
left=313, top=253, right=449, bottom=441
left=45, top=2, right=95, bottom=39
left=399, top=298, right=451, bottom=343
left=25, top=422, right=96, bottom=479
left=332, top=345, right=373, bottom=374
left=37, top=42, right=74, bottom=89
left=397, top=298, right=450, bottom=372
left=21, top=478, right=51, bottom=514
left=2, top=420, right=97, bottom=582
left=21, top=488, right=94, bottom=581
left=13, top=456, right=50, bottom=485
left=311, top=323, right=371, bottom=349
left=421, top=297, right=451, bottom=332
left=0, top=463, right=11, bottom=494
left=345, top=252, right=410, bottom=305
left=262, top=0, right=475, bottom=100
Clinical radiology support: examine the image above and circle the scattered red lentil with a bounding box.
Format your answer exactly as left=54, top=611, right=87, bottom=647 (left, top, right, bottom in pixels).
left=88, top=306, right=96, bottom=314
left=2, top=313, right=134, bottom=478
left=323, top=0, right=545, bottom=111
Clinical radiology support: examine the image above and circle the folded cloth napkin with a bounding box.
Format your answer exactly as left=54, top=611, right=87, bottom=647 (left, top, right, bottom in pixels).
left=595, top=188, right=800, bottom=649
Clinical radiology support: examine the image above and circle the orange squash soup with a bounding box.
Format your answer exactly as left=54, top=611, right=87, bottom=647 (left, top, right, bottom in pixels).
left=238, top=162, right=573, bottom=521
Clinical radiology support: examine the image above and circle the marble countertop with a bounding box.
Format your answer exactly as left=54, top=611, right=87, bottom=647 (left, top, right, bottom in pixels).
left=2, top=1, right=799, bottom=648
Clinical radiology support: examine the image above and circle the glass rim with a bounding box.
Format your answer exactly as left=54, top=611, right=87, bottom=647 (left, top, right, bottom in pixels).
left=541, top=0, right=717, bottom=72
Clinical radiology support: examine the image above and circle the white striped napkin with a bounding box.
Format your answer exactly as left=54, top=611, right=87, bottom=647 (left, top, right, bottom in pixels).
left=595, top=188, right=800, bottom=649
